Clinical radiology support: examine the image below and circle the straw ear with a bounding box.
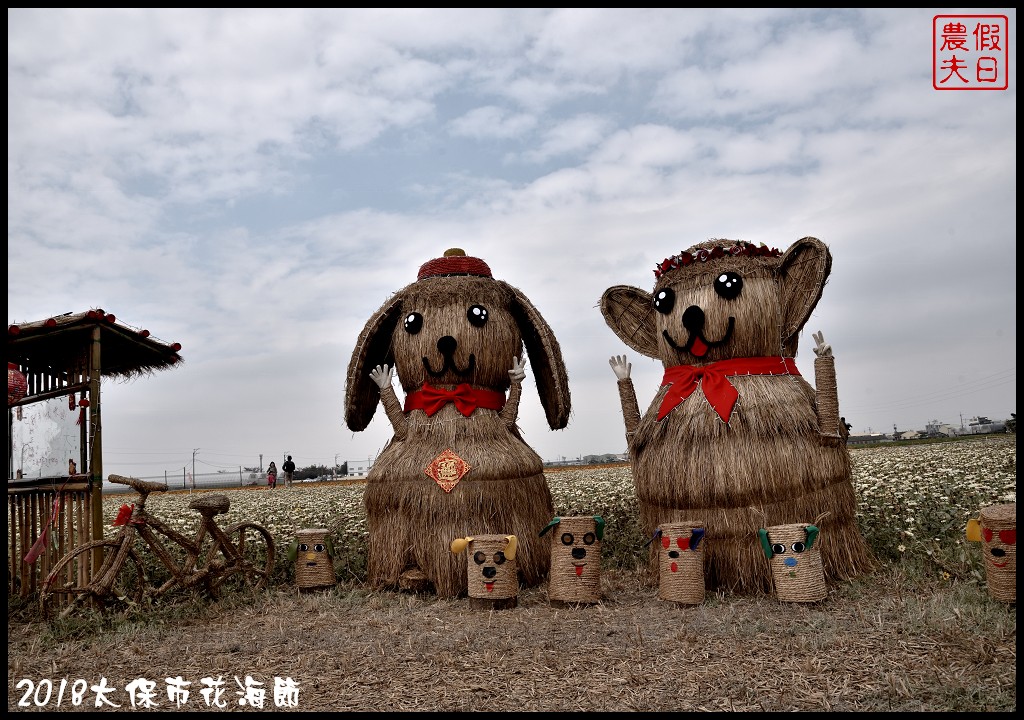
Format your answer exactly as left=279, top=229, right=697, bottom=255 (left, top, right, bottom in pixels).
left=450, top=536, right=473, bottom=554
left=505, top=535, right=518, bottom=561
left=690, top=527, right=705, bottom=551
left=805, top=524, right=820, bottom=550
left=777, top=237, right=832, bottom=355
left=325, top=537, right=335, bottom=557
left=539, top=517, right=561, bottom=537
left=594, top=516, right=605, bottom=541
left=643, top=527, right=663, bottom=548
left=344, top=293, right=403, bottom=432
left=600, top=285, right=660, bottom=359
left=758, top=528, right=774, bottom=558
left=287, top=538, right=298, bottom=563
left=506, top=283, right=571, bottom=429
left=966, top=518, right=982, bottom=542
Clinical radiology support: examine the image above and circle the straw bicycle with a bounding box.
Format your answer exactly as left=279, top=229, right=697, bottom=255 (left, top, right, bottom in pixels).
left=39, top=474, right=275, bottom=621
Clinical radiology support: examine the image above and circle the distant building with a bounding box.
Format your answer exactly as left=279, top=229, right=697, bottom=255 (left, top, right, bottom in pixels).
left=960, top=417, right=1007, bottom=435
left=846, top=433, right=889, bottom=445
left=346, top=460, right=373, bottom=478
left=925, top=420, right=959, bottom=438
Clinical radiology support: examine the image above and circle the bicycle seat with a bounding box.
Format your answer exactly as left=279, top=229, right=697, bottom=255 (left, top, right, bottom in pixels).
left=188, top=494, right=230, bottom=515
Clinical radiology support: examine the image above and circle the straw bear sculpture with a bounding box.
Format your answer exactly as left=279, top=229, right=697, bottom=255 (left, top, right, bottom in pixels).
left=601, top=237, right=873, bottom=593
left=345, top=248, right=571, bottom=598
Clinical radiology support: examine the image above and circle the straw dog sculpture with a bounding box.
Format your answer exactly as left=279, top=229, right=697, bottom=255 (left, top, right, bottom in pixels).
left=345, top=248, right=571, bottom=598
left=602, top=237, right=873, bottom=593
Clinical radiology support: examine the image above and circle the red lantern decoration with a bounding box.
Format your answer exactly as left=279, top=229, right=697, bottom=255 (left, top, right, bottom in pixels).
left=9, top=362, right=28, bottom=406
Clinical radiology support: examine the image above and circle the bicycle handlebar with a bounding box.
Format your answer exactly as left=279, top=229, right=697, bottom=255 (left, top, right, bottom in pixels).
left=108, top=474, right=169, bottom=494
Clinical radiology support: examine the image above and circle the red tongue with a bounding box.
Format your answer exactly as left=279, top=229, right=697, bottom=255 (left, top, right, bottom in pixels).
left=575, top=566, right=583, bottom=577
left=691, top=337, right=708, bottom=357
left=485, top=582, right=494, bottom=593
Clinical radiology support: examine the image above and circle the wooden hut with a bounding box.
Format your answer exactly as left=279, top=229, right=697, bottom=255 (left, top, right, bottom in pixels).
left=7, top=309, right=182, bottom=598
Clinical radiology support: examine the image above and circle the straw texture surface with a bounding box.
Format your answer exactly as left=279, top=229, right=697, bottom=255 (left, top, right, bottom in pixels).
left=463, top=534, right=519, bottom=602
left=656, top=521, right=705, bottom=604
left=979, top=503, right=1016, bottom=603
left=294, top=528, right=336, bottom=590
left=763, top=523, right=826, bottom=603
left=546, top=517, right=602, bottom=604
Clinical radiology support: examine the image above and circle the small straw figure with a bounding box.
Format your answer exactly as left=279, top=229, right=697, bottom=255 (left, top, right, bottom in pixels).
left=539, top=516, right=604, bottom=604
left=758, top=522, right=826, bottom=603
left=966, top=502, right=1016, bottom=603
left=288, top=528, right=336, bottom=592
left=451, top=534, right=519, bottom=609
left=649, top=521, right=706, bottom=604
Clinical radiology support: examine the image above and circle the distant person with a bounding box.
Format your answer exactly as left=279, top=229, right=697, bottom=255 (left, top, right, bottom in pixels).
left=282, top=455, right=296, bottom=489
left=267, top=461, right=278, bottom=490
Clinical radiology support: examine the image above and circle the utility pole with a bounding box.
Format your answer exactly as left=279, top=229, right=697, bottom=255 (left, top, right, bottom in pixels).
left=259, top=453, right=263, bottom=472
left=192, top=448, right=199, bottom=490
left=334, top=453, right=339, bottom=479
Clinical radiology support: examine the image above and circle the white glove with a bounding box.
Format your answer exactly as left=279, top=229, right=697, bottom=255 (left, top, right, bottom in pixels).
left=812, top=331, right=832, bottom=358
left=509, top=356, right=527, bottom=383
left=609, top=355, right=631, bottom=380
left=369, top=364, right=394, bottom=389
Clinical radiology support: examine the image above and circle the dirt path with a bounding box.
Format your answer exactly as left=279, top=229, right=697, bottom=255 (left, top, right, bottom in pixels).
left=7, top=567, right=1016, bottom=712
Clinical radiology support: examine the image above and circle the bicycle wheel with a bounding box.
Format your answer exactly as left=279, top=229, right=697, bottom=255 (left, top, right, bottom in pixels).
left=210, top=522, right=275, bottom=597
left=40, top=540, right=148, bottom=621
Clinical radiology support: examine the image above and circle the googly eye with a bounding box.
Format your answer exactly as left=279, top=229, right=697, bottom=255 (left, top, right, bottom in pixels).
left=714, top=271, right=743, bottom=300
left=560, top=533, right=575, bottom=546
left=314, top=544, right=326, bottom=553
left=473, top=551, right=487, bottom=565
left=653, top=288, right=675, bottom=314
left=299, top=544, right=309, bottom=552
left=771, top=543, right=787, bottom=555
left=583, top=532, right=596, bottom=546
left=404, top=312, right=423, bottom=334
left=791, top=542, right=806, bottom=553
left=467, top=305, right=488, bottom=327
left=493, top=552, right=507, bottom=565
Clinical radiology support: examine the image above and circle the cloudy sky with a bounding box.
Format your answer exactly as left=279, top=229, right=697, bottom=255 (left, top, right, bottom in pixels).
left=8, top=8, right=1016, bottom=479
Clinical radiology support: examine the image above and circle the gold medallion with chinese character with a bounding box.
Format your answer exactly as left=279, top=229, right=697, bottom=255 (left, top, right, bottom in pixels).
left=425, top=448, right=470, bottom=493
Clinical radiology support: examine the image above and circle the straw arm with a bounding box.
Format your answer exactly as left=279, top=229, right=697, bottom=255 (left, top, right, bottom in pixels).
left=380, top=385, right=409, bottom=441
left=500, top=380, right=523, bottom=427
left=814, top=355, right=840, bottom=439
left=617, top=378, right=642, bottom=442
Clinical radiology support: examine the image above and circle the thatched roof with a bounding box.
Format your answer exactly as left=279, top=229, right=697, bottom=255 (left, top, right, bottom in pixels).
left=7, top=308, right=182, bottom=380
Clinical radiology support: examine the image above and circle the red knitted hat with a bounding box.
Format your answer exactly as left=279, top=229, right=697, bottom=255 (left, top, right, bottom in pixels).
left=417, top=248, right=492, bottom=280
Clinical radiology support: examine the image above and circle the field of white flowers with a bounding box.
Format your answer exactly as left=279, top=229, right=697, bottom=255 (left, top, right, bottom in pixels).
left=100, top=434, right=1016, bottom=584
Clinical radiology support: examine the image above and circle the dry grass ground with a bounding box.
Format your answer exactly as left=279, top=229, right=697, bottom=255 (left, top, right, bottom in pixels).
left=7, top=562, right=1016, bottom=712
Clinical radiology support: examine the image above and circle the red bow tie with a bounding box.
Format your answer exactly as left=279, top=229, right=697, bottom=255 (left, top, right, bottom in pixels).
left=657, top=357, right=800, bottom=423
left=404, top=382, right=507, bottom=417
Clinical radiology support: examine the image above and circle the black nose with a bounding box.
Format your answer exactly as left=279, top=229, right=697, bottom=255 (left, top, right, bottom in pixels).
left=482, top=566, right=497, bottom=579
left=571, top=548, right=586, bottom=559
left=437, top=336, right=457, bottom=356
left=682, top=305, right=704, bottom=333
